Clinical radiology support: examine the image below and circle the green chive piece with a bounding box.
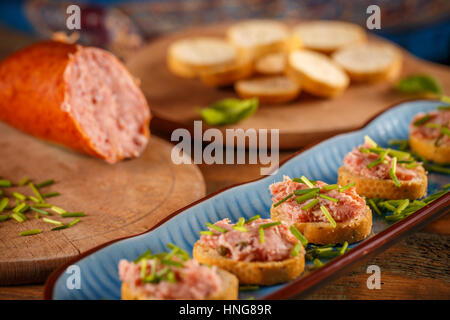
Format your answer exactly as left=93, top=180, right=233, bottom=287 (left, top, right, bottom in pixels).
left=443, top=183, right=450, bottom=190
left=359, top=147, right=370, bottom=153
left=245, top=214, right=261, bottom=224
left=42, top=217, right=63, bottom=226
left=366, top=158, right=383, bottom=169
left=29, top=182, right=44, bottom=203
left=318, top=194, right=339, bottom=203
left=239, top=285, right=260, bottom=291
left=425, top=122, right=441, bottom=129
left=232, top=226, right=248, bottom=232
left=167, top=271, right=176, bottom=283
left=379, top=201, right=397, bottom=212
left=394, top=199, right=410, bottom=215
left=13, top=202, right=28, bottom=213
left=51, top=206, right=67, bottom=214
left=322, top=184, right=339, bottom=191
left=0, top=197, right=9, bottom=212
left=11, top=213, right=25, bottom=223
left=313, top=258, right=324, bottom=268
left=167, top=243, right=190, bottom=260
left=17, top=177, right=30, bottom=186
left=200, top=230, right=214, bottom=236
left=236, top=217, right=245, bottom=227
left=160, top=259, right=184, bottom=268
left=294, top=187, right=320, bottom=195
left=424, top=163, right=450, bottom=174
left=339, top=182, right=355, bottom=192
left=32, top=203, right=52, bottom=208
left=320, top=205, right=337, bottom=228
left=134, top=250, right=152, bottom=263
left=19, top=229, right=41, bottom=236
left=273, top=194, right=293, bottom=207
left=389, top=157, right=401, bottom=187
left=300, top=176, right=315, bottom=188
left=0, top=214, right=9, bottom=222
left=0, top=179, right=12, bottom=187
left=28, top=195, right=40, bottom=203
left=35, top=179, right=55, bottom=189
left=339, top=242, right=349, bottom=255
left=260, top=221, right=282, bottom=229
left=12, top=192, right=27, bottom=201
left=206, top=222, right=227, bottom=233
left=51, top=225, right=69, bottom=231
left=368, top=199, right=382, bottom=216
left=43, top=192, right=61, bottom=198
left=295, top=190, right=319, bottom=204
left=437, top=105, right=450, bottom=111
left=61, top=212, right=85, bottom=218
left=259, top=227, right=264, bottom=244
left=301, top=198, right=319, bottom=211
left=67, top=218, right=80, bottom=227
left=364, top=135, right=377, bottom=148
left=140, top=259, right=147, bottom=279
left=34, top=213, right=39, bottom=219
left=289, top=225, right=308, bottom=247
left=291, top=243, right=302, bottom=257
left=413, top=114, right=431, bottom=126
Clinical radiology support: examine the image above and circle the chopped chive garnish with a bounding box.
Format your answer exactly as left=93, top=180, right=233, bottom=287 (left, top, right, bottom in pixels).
left=389, top=157, right=401, bottom=187
left=437, top=105, right=450, bottom=111
left=318, top=194, right=339, bottom=203
left=301, top=198, right=319, bottom=211
left=289, top=225, right=308, bottom=247
left=368, top=199, right=382, bottom=215
left=167, top=271, right=176, bottom=283
left=140, top=259, right=147, bottom=279
left=167, top=243, right=190, bottom=260
left=259, top=227, right=264, bottom=243
left=51, top=206, right=67, bottom=214
left=19, top=229, right=41, bottom=236
left=43, top=192, right=61, bottom=198
left=42, top=217, right=63, bottom=226
left=206, top=222, right=227, bottom=233
left=13, top=202, right=29, bottom=213
left=61, top=212, right=85, bottom=217
left=320, top=205, right=336, bottom=228
left=364, top=135, right=377, bottom=147
left=0, top=179, right=12, bottom=188
left=67, top=218, right=80, bottom=227
left=260, top=221, right=281, bottom=229
left=441, top=126, right=450, bottom=137
left=295, top=189, right=319, bottom=204
left=425, top=122, right=441, bottom=129
left=380, top=201, right=397, bottom=211
left=313, top=258, right=324, bottom=268
left=338, top=182, right=355, bottom=192
left=232, top=226, right=248, bottom=232
left=0, top=214, right=9, bottom=222
left=294, top=187, right=320, bottom=195
left=29, top=182, right=44, bottom=203
left=239, top=285, right=260, bottom=291
left=366, top=158, right=383, bottom=169
left=394, top=199, right=409, bottom=215
left=359, top=147, right=370, bottom=153
left=160, top=259, right=184, bottom=268
left=35, top=179, right=54, bottom=188
left=12, top=192, right=27, bottom=201
left=34, top=213, right=39, bottom=219
left=245, top=214, right=261, bottom=224
left=339, top=242, right=349, bottom=255
left=11, top=213, right=25, bottom=223
left=0, top=197, right=8, bottom=212
left=291, top=243, right=302, bottom=257
left=200, top=230, right=214, bottom=236
left=273, top=194, right=293, bottom=207
left=300, top=176, right=315, bottom=188
left=51, top=225, right=69, bottom=231
left=17, top=177, right=30, bottom=186
left=32, top=203, right=52, bottom=208
left=424, top=164, right=450, bottom=174
left=28, top=195, right=40, bottom=203
left=322, top=184, right=339, bottom=191
left=235, top=217, right=245, bottom=227
left=413, top=114, right=430, bottom=126
left=134, top=250, right=152, bottom=263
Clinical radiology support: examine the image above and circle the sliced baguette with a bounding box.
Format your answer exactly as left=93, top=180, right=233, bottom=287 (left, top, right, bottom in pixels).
left=121, top=267, right=239, bottom=300
left=227, top=20, right=292, bottom=60
left=337, top=165, right=428, bottom=200
left=254, top=52, right=286, bottom=75
left=287, top=49, right=349, bottom=97
left=193, top=242, right=305, bottom=285
left=271, top=205, right=372, bottom=245
left=200, top=58, right=253, bottom=87
left=234, top=75, right=301, bottom=103
left=409, top=134, right=450, bottom=164
left=332, top=43, right=402, bottom=82
left=292, top=21, right=367, bottom=54
left=167, top=37, right=237, bottom=78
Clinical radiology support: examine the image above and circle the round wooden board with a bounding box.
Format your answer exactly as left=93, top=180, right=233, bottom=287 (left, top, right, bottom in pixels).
left=126, top=23, right=450, bottom=149
left=0, top=123, right=205, bottom=285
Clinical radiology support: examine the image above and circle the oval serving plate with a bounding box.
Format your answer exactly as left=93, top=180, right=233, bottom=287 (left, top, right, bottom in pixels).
left=45, top=100, right=450, bottom=300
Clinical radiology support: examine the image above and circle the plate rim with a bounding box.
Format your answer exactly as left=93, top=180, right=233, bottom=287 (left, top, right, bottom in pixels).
left=43, top=98, right=449, bottom=300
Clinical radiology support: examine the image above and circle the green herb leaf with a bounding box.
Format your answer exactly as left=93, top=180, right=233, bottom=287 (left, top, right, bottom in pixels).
left=200, top=98, right=259, bottom=126
left=395, top=74, right=442, bottom=95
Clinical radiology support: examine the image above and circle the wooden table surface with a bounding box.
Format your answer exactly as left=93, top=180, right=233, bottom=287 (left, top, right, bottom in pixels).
left=0, top=27, right=448, bottom=300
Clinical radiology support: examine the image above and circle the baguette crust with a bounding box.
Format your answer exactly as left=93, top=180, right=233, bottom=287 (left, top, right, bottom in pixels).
left=271, top=205, right=372, bottom=245
left=338, top=165, right=428, bottom=200
left=121, top=268, right=239, bottom=300
left=254, top=52, right=286, bottom=75
left=235, top=76, right=301, bottom=104
left=409, top=134, right=450, bottom=164
left=193, top=242, right=305, bottom=285
left=200, top=59, right=253, bottom=87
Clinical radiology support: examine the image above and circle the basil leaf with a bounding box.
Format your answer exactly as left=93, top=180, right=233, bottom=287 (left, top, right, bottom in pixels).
left=200, top=98, right=258, bottom=125
left=395, top=74, right=442, bottom=95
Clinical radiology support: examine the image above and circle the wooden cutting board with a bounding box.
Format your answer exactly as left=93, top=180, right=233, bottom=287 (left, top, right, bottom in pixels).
left=0, top=123, right=205, bottom=285
left=126, top=23, right=450, bottom=149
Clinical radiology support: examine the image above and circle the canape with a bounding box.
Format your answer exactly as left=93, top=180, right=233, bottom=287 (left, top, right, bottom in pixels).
left=270, top=176, right=372, bottom=245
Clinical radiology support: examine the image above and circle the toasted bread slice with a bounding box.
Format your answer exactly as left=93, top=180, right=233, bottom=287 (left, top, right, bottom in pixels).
left=167, top=37, right=237, bottom=78
left=227, top=20, right=292, bottom=60
left=235, top=75, right=301, bottom=103
left=271, top=205, right=372, bottom=245
left=409, top=134, right=450, bottom=164
left=292, top=21, right=367, bottom=54
left=332, top=43, right=402, bottom=82
left=254, top=52, right=286, bottom=75
left=193, top=242, right=305, bottom=285
left=337, top=165, right=428, bottom=200
left=287, top=49, right=349, bottom=97
left=200, top=58, right=253, bottom=87
left=121, top=267, right=239, bottom=300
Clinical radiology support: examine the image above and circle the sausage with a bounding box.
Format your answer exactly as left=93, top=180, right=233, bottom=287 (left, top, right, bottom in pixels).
left=0, top=41, right=150, bottom=163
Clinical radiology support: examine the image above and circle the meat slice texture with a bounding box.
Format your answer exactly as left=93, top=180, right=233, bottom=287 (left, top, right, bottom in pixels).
left=410, top=110, right=450, bottom=145
left=0, top=40, right=150, bottom=163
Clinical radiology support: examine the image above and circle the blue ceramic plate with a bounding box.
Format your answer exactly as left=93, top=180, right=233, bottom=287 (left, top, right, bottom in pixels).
left=46, top=100, right=449, bottom=300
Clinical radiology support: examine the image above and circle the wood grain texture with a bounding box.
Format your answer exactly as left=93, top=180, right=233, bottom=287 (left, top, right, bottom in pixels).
left=0, top=123, right=205, bottom=285
left=125, top=23, right=450, bottom=149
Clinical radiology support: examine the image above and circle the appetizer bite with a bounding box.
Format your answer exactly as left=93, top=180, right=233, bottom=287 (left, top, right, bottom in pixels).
left=193, top=217, right=306, bottom=285
left=409, top=107, right=450, bottom=164
left=338, top=136, right=428, bottom=200
left=270, top=176, right=372, bottom=245
left=254, top=52, right=286, bottom=75
left=119, top=244, right=238, bottom=300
